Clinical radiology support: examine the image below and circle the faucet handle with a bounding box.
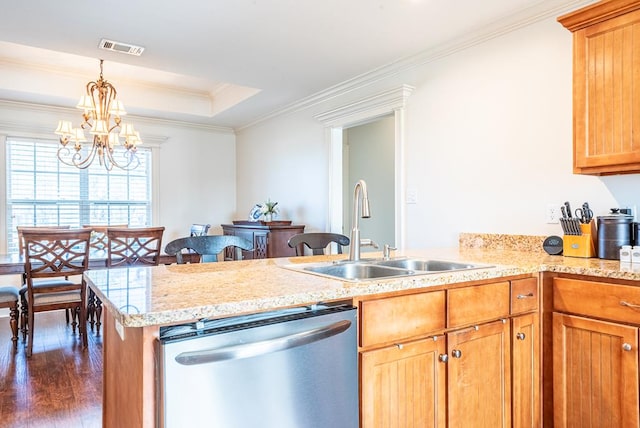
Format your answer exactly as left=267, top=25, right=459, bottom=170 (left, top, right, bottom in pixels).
left=383, top=244, right=397, bottom=260
left=360, top=238, right=379, bottom=249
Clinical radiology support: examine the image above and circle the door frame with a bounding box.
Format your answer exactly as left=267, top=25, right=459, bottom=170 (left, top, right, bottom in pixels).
left=314, top=85, right=414, bottom=250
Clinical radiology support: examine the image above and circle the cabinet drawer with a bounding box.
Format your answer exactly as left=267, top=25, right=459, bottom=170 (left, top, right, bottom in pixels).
left=447, top=281, right=510, bottom=328
left=360, top=291, right=445, bottom=348
left=511, top=278, right=538, bottom=314
left=554, top=277, right=640, bottom=325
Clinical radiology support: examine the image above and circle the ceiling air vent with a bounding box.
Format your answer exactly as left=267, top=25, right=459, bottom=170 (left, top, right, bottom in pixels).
left=99, top=39, right=145, bottom=56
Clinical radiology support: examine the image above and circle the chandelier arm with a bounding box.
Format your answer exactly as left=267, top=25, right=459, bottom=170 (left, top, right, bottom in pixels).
left=104, top=144, right=140, bottom=171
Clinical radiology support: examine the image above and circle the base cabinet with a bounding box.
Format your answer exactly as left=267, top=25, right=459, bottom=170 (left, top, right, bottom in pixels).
left=358, top=277, right=540, bottom=428
left=552, top=277, right=640, bottom=427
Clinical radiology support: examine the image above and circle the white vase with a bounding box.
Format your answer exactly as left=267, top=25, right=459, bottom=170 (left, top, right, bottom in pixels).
left=264, top=213, right=272, bottom=222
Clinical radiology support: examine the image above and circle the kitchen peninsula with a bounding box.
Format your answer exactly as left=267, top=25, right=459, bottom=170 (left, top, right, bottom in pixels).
left=86, top=234, right=640, bottom=427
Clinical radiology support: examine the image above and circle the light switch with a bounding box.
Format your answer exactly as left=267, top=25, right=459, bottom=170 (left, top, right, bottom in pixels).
left=406, top=188, right=418, bottom=204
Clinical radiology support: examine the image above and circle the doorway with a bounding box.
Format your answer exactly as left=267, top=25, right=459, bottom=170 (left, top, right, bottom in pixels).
left=319, top=84, right=414, bottom=252
left=342, top=115, right=395, bottom=250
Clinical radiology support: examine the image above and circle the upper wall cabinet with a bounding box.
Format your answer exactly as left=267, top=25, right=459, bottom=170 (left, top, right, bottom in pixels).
left=559, top=0, right=640, bottom=175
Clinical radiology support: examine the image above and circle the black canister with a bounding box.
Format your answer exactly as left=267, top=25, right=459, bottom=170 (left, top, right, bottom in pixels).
left=634, top=222, right=640, bottom=246
left=597, top=214, right=634, bottom=259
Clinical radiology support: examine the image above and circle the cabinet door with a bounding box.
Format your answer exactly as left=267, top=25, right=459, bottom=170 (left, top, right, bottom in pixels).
left=553, top=312, right=639, bottom=427
left=447, top=319, right=511, bottom=428
left=512, top=313, right=540, bottom=428
left=572, top=9, right=640, bottom=174
left=360, top=336, right=446, bottom=428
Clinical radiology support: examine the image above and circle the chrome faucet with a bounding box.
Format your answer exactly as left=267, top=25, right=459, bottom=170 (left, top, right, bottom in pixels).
left=348, top=179, right=371, bottom=261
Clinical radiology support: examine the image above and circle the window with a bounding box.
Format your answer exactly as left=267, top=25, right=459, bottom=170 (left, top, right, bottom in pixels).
left=5, top=137, right=153, bottom=254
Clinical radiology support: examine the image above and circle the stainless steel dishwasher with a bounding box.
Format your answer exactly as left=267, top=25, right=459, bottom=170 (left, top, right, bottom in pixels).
left=157, top=304, right=358, bottom=428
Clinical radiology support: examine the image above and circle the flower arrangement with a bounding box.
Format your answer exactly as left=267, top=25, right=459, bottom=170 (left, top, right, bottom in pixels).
left=260, top=199, right=279, bottom=221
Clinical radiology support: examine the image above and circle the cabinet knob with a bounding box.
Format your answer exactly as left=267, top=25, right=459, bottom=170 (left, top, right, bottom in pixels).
left=439, top=354, right=448, bottom=363
left=451, top=349, right=462, bottom=358
left=516, top=332, right=526, bottom=341
left=623, top=343, right=633, bottom=352
left=396, top=343, right=404, bottom=350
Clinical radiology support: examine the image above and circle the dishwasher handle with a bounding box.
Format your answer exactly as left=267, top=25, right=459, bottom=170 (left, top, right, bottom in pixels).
left=174, top=319, right=352, bottom=366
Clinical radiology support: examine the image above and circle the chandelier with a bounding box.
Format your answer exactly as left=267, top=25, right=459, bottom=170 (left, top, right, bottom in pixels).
left=55, top=59, right=142, bottom=171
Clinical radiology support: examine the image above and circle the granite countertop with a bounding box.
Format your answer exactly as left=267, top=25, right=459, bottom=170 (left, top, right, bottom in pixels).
left=84, top=233, right=640, bottom=329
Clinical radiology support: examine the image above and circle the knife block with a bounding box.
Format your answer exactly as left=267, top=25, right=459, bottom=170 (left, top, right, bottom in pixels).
left=563, top=221, right=597, bottom=258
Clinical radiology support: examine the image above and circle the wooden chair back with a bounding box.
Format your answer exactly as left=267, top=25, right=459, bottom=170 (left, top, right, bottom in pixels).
left=190, top=224, right=211, bottom=237
left=17, top=225, right=71, bottom=256
left=287, top=232, right=350, bottom=256
left=106, top=227, right=165, bottom=268
left=83, top=224, right=128, bottom=251
left=164, top=235, right=253, bottom=264
left=23, top=228, right=92, bottom=281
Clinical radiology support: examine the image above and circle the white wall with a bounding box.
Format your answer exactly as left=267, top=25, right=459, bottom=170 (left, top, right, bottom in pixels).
left=237, top=15, right=640, bottom=249
left=0, top=101, right=236, bottom=248
left=235, top=111, right=328, bottom=231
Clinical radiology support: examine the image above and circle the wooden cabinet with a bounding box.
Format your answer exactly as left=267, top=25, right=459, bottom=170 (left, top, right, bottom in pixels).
left=221, top=223, right=305, bottom=259
left=447, top=319, right=511, bottom=428
left=559, top=1, right=640, bottom=175
left=552, top=277, right=640, bottom=427
left=358, top=277, right=540, bottom=428
left=361, top=336, right=447, bottom=427
left=512, top=313, right=540, bottom=428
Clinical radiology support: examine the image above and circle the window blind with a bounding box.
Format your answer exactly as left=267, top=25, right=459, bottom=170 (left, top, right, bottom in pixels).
left=6, top=137, right=153, bottom=254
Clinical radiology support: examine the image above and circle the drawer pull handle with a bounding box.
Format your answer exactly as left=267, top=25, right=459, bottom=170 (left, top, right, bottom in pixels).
left=623, top=343, right=633, bottom=352
left=620, top=301, right=640, bottom=309
left=516, top=332, right=526, bottom=340
left=517, top=293, right=534, bottom=299
left=451, top=349, right=462, bottom=358
left=396, top=344, right=404, bottom=350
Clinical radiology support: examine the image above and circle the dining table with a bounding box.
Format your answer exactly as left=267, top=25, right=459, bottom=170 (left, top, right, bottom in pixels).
left=0, top=252, right=197, bottom=276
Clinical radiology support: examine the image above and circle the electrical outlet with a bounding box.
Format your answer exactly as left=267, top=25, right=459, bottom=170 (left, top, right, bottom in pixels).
left=546, top=204, right=561, bottom=224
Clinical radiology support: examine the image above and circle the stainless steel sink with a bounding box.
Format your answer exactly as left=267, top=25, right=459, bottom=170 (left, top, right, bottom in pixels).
left=295, top=258, right=493, bottom=281
left=304, top=263, right=415, bottom=281
left=373, top=259, right=485, bottom=272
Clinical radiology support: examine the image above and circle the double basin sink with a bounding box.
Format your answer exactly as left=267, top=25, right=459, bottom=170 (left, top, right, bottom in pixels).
left=296, top=258, right=493, bottom=281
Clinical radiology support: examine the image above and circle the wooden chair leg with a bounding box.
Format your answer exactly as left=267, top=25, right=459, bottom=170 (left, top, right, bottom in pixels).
left=70, top=307, right=78, bottom=335
left=87, top=288, right=96, bottom=332
left=95, top=297, right=103, bottom=336
left=20, top=296, right=28, bottom=342
left=79, top=305, right=88, bottom=349
left=9, top=301, right=18, bottom=345
left=26, top=308, right=34, bottom=357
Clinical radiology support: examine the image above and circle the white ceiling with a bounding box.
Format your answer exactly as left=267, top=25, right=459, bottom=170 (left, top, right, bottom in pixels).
left=0, top=0, right=595, bottom=130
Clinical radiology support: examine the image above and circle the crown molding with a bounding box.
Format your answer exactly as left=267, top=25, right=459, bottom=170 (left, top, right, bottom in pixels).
left=238, top=0, right=596, bottom=131
left=0, top=100, right=235, bottom=135
left=314, top=85, right=414, bottom=128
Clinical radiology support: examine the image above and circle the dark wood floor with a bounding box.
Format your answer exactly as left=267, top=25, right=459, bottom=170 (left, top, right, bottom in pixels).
left=0, top=310, right=102, bottom=427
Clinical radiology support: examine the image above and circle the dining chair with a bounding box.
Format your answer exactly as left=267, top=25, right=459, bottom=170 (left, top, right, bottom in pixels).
left=164, top=235, right=253, bottom=264
left=190, top=223, right=211, bottom=237
left=20, top=228, right=91, bottom=357
left=287, top=232, right=350, bottom=256
left=88, top=226, right=165, bottom=334
left=82, top=224, right=128, bottom=251
left=0, top=286, right=19, bottom=346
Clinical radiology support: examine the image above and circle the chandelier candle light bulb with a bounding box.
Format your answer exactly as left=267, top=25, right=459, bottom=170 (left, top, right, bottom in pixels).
left=55, top=59, right=142, bottom=171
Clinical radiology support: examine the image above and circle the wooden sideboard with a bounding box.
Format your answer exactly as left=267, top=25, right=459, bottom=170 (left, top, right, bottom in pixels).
left=221, top=223, right=305, bottom=259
